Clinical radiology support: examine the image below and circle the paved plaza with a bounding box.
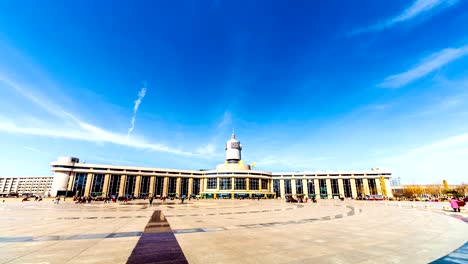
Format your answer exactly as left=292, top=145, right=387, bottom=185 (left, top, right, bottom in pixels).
left=0, top=199, right=467, bottom=264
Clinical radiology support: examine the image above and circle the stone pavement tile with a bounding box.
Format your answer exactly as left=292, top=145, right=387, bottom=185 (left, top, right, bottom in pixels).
left=287, top=251, right=369, bottom=264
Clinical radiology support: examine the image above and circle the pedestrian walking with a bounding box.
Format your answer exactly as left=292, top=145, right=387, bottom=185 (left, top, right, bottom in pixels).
left=450, top=198, right=460, bottom=212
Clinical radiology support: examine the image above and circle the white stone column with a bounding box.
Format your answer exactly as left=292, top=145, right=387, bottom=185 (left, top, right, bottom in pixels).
left=376, top=178, right=382, bottom=195
left=162, top=176, right=169, bottom=197
left=314, top=179, right=320, bottom=199
left=149, top=176, right=156, bottom=197
left=302, top=179, right=309, bottom=197
left=350, top=178, right=357, bottom=198
left=385, top=179, right=393, bottom=198
left=338, top=179, right=345, bottom=197
left=280, top=179, right=285, bottom=198
left=291, top=179, right=297, bottom=195
left=102, top=174, right=110, bottom=197
left=363, top=178, right=370, bottom=195
left=84, top=173, right=93, bottom=197
left=188, top=178, right=193, bottom=196
left=326, top=178, right=332, bottom=199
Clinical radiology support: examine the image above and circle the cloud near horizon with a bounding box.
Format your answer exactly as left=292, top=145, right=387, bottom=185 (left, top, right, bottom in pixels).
left=380, top=133, right=468, bottom=184
left=0, top=72, right=212, bottom=157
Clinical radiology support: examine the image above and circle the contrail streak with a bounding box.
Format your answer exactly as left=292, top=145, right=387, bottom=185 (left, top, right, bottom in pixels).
left=126, top=82, right=147, bottom=140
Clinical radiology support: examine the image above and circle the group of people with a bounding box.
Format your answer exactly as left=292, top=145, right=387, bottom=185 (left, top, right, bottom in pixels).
left=73, top=196, right=93, bottom=204
left=286, top=195, right=318, bottom=203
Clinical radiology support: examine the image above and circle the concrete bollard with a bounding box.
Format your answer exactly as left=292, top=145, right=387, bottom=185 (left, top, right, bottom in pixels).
left=424, top=204, right=430, bottom=209
left=411, top=203, right=416, bottom=208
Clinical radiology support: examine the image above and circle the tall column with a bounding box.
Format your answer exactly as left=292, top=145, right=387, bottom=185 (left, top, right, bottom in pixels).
left=385, top=179, right=394, bottom=198
left=176, top=177, right=181, bottom=195
left=314, top=179, right=320, bottom=199
left=102, top=174, right=110, bottom=197
left=350, top=178, right=357, bottom=198
left=326, top=178, right=332, bottom=199
left=149, top=176, right=155, bottom=197
left=338, top=179, right=345, bottom=198
left=0, top=179, right=5, bottom=193
left=375, top=178, right=383, bottom=195
left=134, top=175, right=142, bottom=198
left=84, top=173, right=93, bottom=197
left=231, top=177, right=235, bottom=191
left=280, top=179, right=285, bottom=198
left=258, top=179, right=262, bottom=191
left=162, top=177, right=169, bottom=197
left=363, top=178, right=370, bottom=195
left=67, top=173, right=75, bottom=190
left=188, top=178, right=193, bottom=196
left=246, top=178, right=250, bottom=191
left=302, top=179, right=309, bottom=197
left=291, top=179, right=297, bottom=195
left=118, top=175, right=126, bottom=197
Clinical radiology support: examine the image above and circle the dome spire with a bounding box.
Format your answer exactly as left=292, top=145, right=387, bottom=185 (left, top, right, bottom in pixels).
left=232, top=128, right=236, bottom=139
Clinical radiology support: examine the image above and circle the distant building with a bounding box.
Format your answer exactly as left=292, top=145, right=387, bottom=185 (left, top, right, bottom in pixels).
left=49, top=133, right=393, bottom=199
left=391, top=177, right=401, bottom=186
left=0, top=176, right=53, bottom=196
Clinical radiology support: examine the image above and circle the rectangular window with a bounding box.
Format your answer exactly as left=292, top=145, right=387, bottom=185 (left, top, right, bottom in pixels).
left=168, top=177, right=177, bottom=194
left=192, top=178, right=200, bottom=195
left=249, top=178, right=259, bottom=190
left=207, top=178, right=217, bottom=189
left=91, top=174, right=105, bottom=196
left=140, top=176, right=151, bottom=197
left=154, top=177, right=164, bottom=196
left=343, top=179, right=352, bottom=198
left=295, top=179, right=303, bottom=194
left=355, top=179, right=364, bottom=197
left=124, top=176, right=136, bottom=197
left=307, top=180, right=315, bottom=196
left=261, top=179, right=268, bottom=190
left=284, top=179, right=292, bottom=194
left=220, top=178, right=231, bottom=190
left=235, top=178, right=246, bottom=190
left=181, top=178, right=189, bottom=196
left=319, top=179, right=327, bottom=198
left=331, top=179, right=339, bottom=196
left=368, top=179, right=377, bottom=195
left=273, top=180, right=280, bottom=197
left=73, top=173, right=88, bottom=197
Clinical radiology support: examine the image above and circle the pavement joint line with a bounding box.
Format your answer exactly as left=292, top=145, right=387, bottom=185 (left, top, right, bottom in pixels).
left=172, top=205, right=358, bottom=234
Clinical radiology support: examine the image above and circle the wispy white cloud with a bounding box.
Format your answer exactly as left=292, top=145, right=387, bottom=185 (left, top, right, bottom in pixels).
left=0, top=73, right=201, bottom=157
left=350, top=0, right=459, bottom=35
left=196, top=144, right=216, bottom=156
left=127, top=83, right=147, bottom=140
left=380, top=133, right=468, bottom=184
left=0, top=114, right=194, bottom=156
left=217, top=111, right=232, bottom=130
left=194, top=111, right=233, bottom=157
left=379, top=44, right=468, bottom=88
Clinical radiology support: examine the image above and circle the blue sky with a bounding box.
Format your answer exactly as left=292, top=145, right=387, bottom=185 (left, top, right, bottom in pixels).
left=1, top=0, right=468, bottom=184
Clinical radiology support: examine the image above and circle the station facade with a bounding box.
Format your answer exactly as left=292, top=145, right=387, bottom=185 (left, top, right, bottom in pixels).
left=50, top=133, right=393, bottom=199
